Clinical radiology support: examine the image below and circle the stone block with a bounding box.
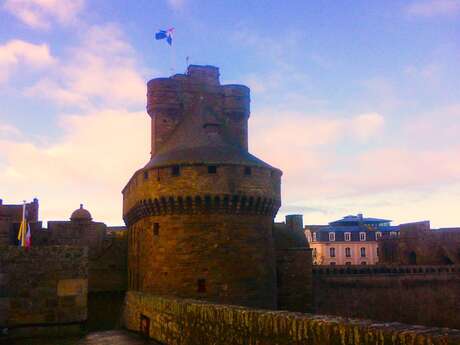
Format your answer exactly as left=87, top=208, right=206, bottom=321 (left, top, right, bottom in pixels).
left=57, top=278, right=87, bottom=297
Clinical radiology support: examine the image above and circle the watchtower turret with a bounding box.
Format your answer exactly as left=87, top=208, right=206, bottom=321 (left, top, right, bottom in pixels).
left=123, top=65, right=282, bottom=309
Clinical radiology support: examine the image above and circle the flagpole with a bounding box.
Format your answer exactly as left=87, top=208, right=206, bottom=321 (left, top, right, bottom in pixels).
left=171, top=41, right=176, bottom=74
left=18, top=200, right=26, bottom=247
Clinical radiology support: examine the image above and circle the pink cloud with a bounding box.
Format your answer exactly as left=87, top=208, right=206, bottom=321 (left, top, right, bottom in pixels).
left=25, top=24, right=146, bottom=108
left=0, top=109, right=149, bottom=224
left=0, top=40, right=55, bottom=84
left=4, top=0, right=85, bottom=29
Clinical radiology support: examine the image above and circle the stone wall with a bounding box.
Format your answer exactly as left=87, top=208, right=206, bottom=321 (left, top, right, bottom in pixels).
left=379, top=222, right=460, bottom=265
left=0, top=246, right=88, bottom=337
left=123, top=291, right=460, bottom=345
left=276, top=248, right=313, bottom=312
left=312, top=265, right=460, bottom=329
left=128, top=213, right=277, bottom=309
left=89, top=231, right=127, bottom=293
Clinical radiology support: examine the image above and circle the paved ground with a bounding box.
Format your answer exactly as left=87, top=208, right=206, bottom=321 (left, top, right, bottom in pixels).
left=2, top=330, right=162, bottom=345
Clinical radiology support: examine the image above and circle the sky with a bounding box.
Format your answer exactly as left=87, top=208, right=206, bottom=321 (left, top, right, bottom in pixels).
left=0, top=0, right=459, bottom=227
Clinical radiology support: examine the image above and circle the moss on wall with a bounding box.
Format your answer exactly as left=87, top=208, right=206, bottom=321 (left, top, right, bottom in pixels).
left=123, top=291, right=460, bottom=345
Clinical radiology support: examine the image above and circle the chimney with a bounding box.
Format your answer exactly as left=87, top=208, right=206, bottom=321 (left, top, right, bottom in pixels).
left=0, top=198, right=2, bottom=205
left=358, top=213, right=363, bottom=220
left=285, top=214, right=304, bottom=232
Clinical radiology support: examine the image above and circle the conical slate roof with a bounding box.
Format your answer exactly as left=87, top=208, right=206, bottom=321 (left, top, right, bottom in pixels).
left=144, top=98, right=276, bottom=170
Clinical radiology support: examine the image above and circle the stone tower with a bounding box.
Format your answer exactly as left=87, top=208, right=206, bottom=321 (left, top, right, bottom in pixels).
left=122, top=65, right=282, bottom=309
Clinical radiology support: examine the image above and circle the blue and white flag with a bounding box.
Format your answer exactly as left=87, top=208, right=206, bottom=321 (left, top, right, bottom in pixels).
left=155, top=28, right=174, bottom=46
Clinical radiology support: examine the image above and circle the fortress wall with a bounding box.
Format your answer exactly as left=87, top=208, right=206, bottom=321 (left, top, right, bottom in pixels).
left=88, top=232, right=128, bottom=293
left=123, top=291, right=460, bottom=345
left=312, top=265, right=460, bottom=329
left=0, top=246, right=88, bottom=338
left=276, top=248, right=313, bottom=313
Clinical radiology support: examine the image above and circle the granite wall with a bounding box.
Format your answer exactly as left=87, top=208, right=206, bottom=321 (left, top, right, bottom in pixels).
left=0, top=246, right=88, bottom=337
left=123, top=291, right=460, bottom=345
left=312, top=265, right=460, bottom=329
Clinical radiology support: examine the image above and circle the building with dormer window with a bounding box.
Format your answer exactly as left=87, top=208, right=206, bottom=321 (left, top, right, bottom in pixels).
left=305, top=214, right=400, bottom=265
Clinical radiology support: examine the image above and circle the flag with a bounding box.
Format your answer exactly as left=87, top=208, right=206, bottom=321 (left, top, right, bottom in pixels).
left=25, top=224, right=31, bottom=248
left=17, top=202, right=27, bottom=248
left=155, top=28, right=174, bottom=45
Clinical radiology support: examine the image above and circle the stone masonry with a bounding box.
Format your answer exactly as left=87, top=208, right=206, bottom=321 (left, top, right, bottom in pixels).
left=122, top=65, right=293, bottom=309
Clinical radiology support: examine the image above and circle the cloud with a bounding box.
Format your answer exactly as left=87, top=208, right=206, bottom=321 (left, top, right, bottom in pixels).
left=0, top=109, right=150, bottom=225
left=0, top=124, right=21, bottom=139
left=3, top=0, right=85, bottom=29
left=341, top=146, right=460, bottom=192
left=406, top=0, right=460, bottom=17
left=0, top=39, right=55, bottom=84
left=280, top=186, right=460, bottom=228
left=0, top=22, right=150, bottom=225
left=350, top=113, right=385, bottom=141
left=167, top=0, right=186, bottom=11
left=250, top=110, right=385, bottom=199
left=25, top=24, right=146, bottom=109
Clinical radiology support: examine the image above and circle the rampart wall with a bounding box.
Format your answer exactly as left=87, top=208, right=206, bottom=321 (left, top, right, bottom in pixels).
left=0, top=246, right=88, bottom=338
left=312, top=265, right=460, bottom=329
left=123, top=291, right=460, bottom=345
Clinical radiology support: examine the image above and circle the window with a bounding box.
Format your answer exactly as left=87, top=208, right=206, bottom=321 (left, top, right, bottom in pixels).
left=143, top=171, right=149, bottom=180
left=344, top=232, right=351, bottom=241
left=171, top=165, right=180, bottom=176
left=208, top=165, right=217, bottom=174
left=312, top=232, right=317, bottom=242
left=153, top=223, right=159, bottom=236
left=197, top=279, right=206, bottom=293
left=361, top=261, right=367, bottom=265
left=328, top=232, right=335, bottom=242
left=345, top=247, right=351, bottom=257
left=377, top=247, right=380, bottom=257
left=345, top=262, right=351, bottom=265
left=360, top=247, right=366, bottom=257
left=359, top=232, right=366, bottom=241
left=376, top=231, right=382, bottom=239
left=330, top=247, right=336, bottom=257
left=312, top=248, right=317, bottom=257
left=330, top=262, right=336, bottom=266
left=244, top=166, right=252, bottom=176
left=390, top=231, right=397, bottom=237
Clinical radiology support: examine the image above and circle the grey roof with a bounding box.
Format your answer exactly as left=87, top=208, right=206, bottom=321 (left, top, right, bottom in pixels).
left=315, top=225, right=400, bottom=233
left=144, top=96, right=277, bottom=170
left=329, top=215, right=391, bottom=226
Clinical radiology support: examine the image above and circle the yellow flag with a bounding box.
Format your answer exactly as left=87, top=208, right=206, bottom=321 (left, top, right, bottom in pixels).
left=17, top=202, right=26, bottom=247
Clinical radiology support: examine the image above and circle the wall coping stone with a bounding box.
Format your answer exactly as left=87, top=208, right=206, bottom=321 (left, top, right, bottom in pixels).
left=123, top=291, right=460, bottom=345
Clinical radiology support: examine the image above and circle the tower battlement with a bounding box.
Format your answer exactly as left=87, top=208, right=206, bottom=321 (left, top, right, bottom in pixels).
left=146, top=65, right=250, bottom=156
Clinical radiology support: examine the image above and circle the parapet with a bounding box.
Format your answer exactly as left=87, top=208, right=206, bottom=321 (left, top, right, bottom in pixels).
left=145, top=65, right=253, bottom=154
left=187, top=64, right=220, bottom=85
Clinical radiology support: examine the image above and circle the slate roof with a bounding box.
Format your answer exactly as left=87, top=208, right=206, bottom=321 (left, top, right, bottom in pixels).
left=314, top=225, right=400, bottom=233
left=144, top=95, right=277, bottom=170
left=329, top=215, right=391, bottom=226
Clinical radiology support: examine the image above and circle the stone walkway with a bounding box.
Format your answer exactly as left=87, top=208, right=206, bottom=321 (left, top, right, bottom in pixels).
left=1, top=330, right=162, bottom=345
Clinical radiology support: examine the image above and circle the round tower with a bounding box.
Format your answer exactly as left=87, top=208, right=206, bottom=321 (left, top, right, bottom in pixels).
left=123, top=65, right=282, bottom=309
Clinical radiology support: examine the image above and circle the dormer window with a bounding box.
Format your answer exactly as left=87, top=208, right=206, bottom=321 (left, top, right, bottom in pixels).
left=376, top=232, right=382, bottom=239
left=359, top=232, right=366, bottom=241
left=344, top=232, right=351, bottom=241
left=312, top=232, right=317, bottom=242
left=328, top=232, right=335, bottom=242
